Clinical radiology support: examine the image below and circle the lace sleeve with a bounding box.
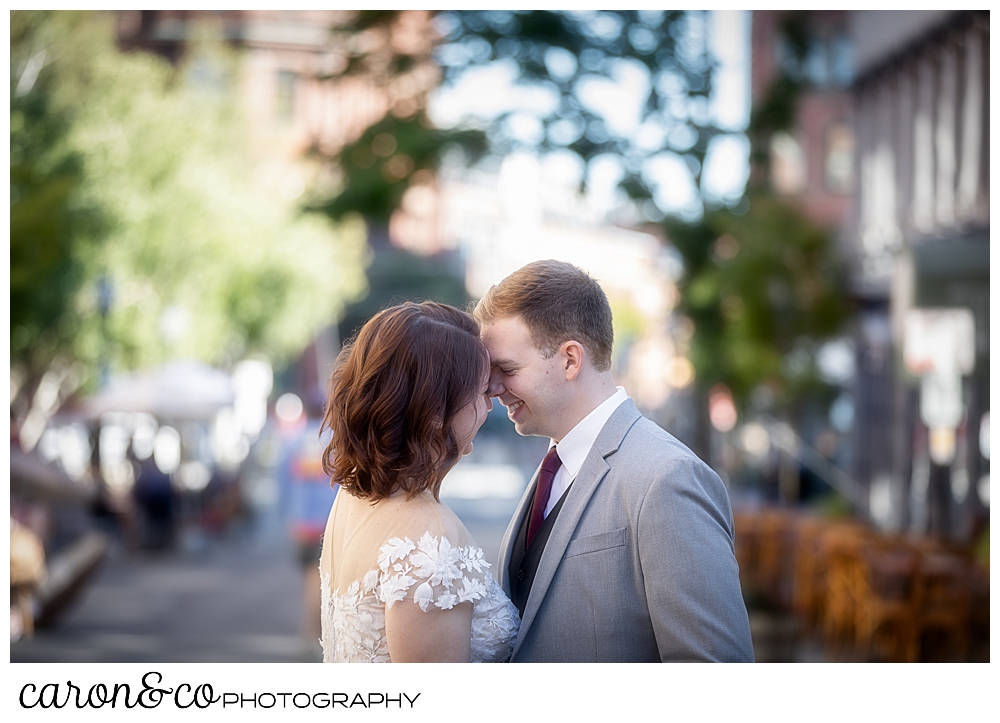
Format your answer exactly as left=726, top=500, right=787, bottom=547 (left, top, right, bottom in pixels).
left=377, top=532, right=492, bottom=612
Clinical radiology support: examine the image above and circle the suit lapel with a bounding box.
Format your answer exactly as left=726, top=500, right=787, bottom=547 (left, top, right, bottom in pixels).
left=510, top=400, right=643, bottom=658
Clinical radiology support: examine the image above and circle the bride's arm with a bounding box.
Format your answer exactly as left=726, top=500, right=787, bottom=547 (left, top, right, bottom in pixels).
left=385, top=601, right=473, bottom=663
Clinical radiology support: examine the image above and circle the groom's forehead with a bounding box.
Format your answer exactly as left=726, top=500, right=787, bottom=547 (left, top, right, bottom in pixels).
left=488, top=354, right=518, bottom=368
left=488, top=345, right=550, bottom=369
left=486, top=318, right=545, bottom=352
left=484, top=314, right=538, bottom=343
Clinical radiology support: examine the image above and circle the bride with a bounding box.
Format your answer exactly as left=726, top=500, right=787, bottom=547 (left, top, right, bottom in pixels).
left=318, top=301, right=520, bottom=662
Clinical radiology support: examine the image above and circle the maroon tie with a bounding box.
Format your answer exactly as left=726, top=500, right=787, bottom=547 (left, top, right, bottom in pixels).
left=526, top=446, right=562, bottom=546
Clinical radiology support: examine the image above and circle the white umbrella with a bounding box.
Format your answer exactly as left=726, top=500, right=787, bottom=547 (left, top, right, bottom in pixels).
left=83, top=360, right=235, bottom=420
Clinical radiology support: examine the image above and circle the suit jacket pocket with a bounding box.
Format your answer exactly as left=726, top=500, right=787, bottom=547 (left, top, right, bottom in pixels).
left=565, top=527, right=627, bottom=558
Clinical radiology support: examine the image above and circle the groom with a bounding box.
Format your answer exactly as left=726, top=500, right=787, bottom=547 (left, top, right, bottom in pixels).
left=474, top=260, right=754, bottom=662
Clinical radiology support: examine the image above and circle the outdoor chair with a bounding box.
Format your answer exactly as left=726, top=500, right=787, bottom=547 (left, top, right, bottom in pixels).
left=791, top=515, right=829, bottom=635
left=819, top=524, right=870, bottom=660
left=853, top=537, right=921, bottom=662
left=915, top=552, right=971, bottom=661
left=756, top=509, right=799, bottom=609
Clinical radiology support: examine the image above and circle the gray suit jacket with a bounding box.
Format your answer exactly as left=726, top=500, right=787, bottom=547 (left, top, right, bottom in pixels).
left=498, top=399, right=755, bottom=662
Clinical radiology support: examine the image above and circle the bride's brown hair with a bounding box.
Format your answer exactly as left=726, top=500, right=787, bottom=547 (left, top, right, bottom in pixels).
left=321, top=301, right=489, bottom=501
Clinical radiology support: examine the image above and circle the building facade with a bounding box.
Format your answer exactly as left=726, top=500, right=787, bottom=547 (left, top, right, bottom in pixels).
left=847, top=10, right=989, bottom=539
left=748, top=10, right=989, bottom=539
left=750, top=10, right=856, bottom=230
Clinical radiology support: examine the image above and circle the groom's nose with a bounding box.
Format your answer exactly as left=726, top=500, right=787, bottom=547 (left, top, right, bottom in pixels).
left=488, top=370, right=506, bottom=398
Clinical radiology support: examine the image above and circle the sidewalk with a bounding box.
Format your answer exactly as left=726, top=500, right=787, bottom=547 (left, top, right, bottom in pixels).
left=748, top=609, right=827, bottom=662
left=11, top=510, right=317, bottom=663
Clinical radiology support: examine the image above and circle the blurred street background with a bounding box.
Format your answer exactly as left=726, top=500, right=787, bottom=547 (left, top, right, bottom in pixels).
left=10, top=10, right=989, bottom=663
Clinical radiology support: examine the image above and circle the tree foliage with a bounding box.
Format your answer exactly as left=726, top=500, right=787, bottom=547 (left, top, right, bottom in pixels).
left=321, top=10, right=719, bottom=223
left=10, top=11, right=367, bottom=414
left=318, top=115, right=487, bottom=224
left=10, top=12, right=107, bottom=396
left=667, top=193, right=849, bottom=412
left=662, top=12, right=850, bottom=428
left=315, top=10, right=849, bottom=423
left=436, top=11, right=716, bottom=171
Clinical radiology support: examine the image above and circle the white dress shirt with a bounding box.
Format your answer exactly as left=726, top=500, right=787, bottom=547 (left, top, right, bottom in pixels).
left=544, top=386, right=629, bottom=518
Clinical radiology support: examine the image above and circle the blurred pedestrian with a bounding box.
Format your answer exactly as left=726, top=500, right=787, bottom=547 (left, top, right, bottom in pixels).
left=274, top=393, right=338, bottom=648
left=134, top=455, right=176, bottom=550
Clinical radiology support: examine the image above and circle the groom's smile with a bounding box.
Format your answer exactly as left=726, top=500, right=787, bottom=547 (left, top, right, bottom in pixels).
left=501, top=397, right=527, bottom=427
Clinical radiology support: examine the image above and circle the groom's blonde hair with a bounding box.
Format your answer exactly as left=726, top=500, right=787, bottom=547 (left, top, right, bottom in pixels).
left=473, top=260, right=614, bottom=372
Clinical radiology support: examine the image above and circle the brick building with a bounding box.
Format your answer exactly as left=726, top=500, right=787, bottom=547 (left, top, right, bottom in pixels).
left=750, top=10, right=855, bottom=230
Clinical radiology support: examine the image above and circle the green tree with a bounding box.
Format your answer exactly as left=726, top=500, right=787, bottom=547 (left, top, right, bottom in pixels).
left=320, top=10, right=719, bottom=224
left=667, top=195, right=848, bottom=413
left=662, top=11, right=850, bottom=457
left=311, top=10, right=722, bottom=343
left=10, top=11, right=367, bottom=427
left=10, top=11, right=107, bottom=411
left=316, top=11, right=849, bottom=419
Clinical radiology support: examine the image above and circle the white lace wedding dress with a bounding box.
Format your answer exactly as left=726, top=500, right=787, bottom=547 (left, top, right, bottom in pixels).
left=319, top=489, right=519, bottom=663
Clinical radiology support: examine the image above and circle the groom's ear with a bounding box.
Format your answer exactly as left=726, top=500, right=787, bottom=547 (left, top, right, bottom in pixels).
left=559, top=340, right=585, bottom=381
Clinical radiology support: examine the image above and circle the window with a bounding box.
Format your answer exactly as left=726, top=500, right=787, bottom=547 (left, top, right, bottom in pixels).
left=824, top=122, right=854, bottom=194
left=775, top=30, right=853, bottom=89
left=275, top=70, right=297, bottom=122
left=829, top=34, right=853, bottom=87
left=770, top=132, right=807, bottom=195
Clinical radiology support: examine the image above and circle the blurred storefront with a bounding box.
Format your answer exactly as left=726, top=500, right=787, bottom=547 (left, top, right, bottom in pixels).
left=736, top=10, right=989, bottom=662
left=31, top=360, right=274, bottom=555
left=748, top=10, right=989, bottom=539
left=847, top=10, right=989, bottom=540
left=745, top=10, right=860, bottom=506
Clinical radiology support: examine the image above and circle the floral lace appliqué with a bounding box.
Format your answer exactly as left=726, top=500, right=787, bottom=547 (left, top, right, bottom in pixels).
left=321, top=533, right=520, bottom=663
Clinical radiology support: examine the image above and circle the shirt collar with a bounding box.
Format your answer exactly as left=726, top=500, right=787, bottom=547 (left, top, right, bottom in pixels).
left=552, top=387, right=629, bottom=479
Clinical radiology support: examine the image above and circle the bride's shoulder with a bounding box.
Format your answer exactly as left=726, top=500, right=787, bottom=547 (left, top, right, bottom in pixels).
left=375, top=491, right=474, bottom=546
left=371, top=493, right=492, bottom=611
